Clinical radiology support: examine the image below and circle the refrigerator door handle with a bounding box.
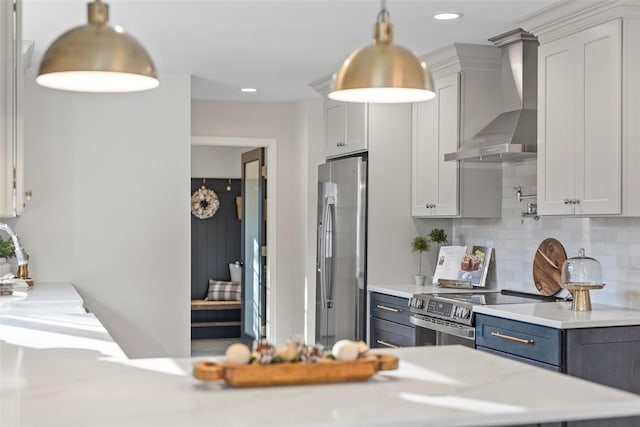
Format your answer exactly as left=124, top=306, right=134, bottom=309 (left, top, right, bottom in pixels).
left=319, top=196, right=336, bottom=310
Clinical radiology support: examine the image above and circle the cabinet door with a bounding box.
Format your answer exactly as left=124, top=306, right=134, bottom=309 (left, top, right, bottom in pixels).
left=538, top=19, right=622, bottom=216
left=574, top=19, right=621, bottom=215
left=411, top=73, right=459, bottom=217
left=565, top=325, right=640, bottom=395
left=325, top=100, right=346, bottom=158
left=325, top=100, right=367, bottom=158
left=345, top=102, right=367, bottom=152
left=411, top=99, right=438, bottom=216
left=538, top=35, right=577, bottom=215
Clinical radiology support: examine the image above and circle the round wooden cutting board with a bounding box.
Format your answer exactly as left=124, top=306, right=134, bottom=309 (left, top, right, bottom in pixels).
left=533, top=238, right=567, bottom=296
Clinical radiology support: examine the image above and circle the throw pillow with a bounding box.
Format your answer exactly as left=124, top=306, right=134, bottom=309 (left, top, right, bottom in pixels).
left=206, top=280, right=241, bottom=301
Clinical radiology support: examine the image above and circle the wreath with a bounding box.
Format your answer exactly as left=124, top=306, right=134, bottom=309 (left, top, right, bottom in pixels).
left=191, top=186, right=220, bottom=219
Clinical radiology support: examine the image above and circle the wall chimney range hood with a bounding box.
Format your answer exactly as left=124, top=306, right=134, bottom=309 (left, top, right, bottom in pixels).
left=445, top=29, right=538, bottom=162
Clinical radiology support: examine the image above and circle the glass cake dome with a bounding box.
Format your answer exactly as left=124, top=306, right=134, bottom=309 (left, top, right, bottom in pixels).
left=561, top=248, right=602, bottom=286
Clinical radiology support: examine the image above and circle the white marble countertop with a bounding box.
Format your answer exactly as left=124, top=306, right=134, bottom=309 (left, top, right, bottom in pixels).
left=0, top=282, right=85, bottom=314
left=368, top=283, right=495, bottom=299
left=474, top=301, right=640, bottom=329
left=3, top=284, right=640, bottom=426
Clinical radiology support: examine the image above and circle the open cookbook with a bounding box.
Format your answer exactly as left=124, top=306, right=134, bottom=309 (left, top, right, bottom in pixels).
left=432, top=245, right=493, bottom=288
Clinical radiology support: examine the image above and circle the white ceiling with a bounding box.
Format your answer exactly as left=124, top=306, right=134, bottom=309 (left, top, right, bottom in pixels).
left=22, top=0, right=559, bottom=102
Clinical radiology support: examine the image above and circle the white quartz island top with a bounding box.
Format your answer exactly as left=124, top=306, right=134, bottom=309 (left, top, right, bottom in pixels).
left=474, top=301, right=640, bottom=329
left=3, top=284, right=640, bottom=427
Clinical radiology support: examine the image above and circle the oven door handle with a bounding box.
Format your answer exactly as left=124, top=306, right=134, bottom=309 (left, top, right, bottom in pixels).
left=410, top=316, right=475, bottom=340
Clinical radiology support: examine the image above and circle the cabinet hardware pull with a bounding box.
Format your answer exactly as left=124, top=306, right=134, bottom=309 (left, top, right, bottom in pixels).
left=574, top=199, right=580, bottom=204
left=564, top=199, right=570, bottom=204
left=376, top=304, right=401, bottom=313
left=490, top=331, right=534, bottom=345
left=376, top=339, right=400, bottom=349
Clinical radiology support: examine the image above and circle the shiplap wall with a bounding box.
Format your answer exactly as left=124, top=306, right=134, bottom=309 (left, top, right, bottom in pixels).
left=453, top=159, right=640, bottom=308
left=190, top=178, right=241, bottom=300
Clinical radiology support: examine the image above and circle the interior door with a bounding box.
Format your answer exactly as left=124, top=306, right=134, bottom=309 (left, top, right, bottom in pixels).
left=240, top=148, right=267, bottom=345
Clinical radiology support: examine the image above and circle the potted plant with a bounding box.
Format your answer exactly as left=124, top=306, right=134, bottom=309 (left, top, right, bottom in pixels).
left=428, top=228, right=448, bottom=265
left=411, top=236, right=430, bottom=286
left=0, top=236, right=15, bottom=276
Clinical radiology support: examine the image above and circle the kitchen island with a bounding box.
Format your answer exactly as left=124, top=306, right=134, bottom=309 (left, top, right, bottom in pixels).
left=2, top=284, right=640, bottom=427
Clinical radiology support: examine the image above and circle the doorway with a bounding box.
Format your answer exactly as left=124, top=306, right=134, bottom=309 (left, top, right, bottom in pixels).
left=190, top=177, right=242, bottom=340
left=190, top=136, right=278, bottom=348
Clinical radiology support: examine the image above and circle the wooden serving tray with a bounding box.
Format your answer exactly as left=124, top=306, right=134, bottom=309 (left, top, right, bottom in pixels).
left=193, top=354, right=398, bottom=387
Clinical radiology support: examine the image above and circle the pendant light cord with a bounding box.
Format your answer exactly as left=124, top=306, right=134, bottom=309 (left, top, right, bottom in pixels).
left=377, top=0, right=390, bottom=22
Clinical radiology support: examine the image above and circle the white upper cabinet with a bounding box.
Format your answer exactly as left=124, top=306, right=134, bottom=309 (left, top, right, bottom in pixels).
left=520, top=1, right=640, bottom=216
left=411, top=44, right=502, bottom=218
left=411, top=73, right=459, bottom=216
left=537, top=20, right=622, bottom=215
left=324, top=100, right=368, bottom=158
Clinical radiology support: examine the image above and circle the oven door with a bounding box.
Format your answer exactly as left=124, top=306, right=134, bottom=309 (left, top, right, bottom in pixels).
left=410, top=315, right=475, bottom=348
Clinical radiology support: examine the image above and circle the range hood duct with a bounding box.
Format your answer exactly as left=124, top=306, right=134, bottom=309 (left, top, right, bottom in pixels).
left=445, top=29, right=538, bottom=162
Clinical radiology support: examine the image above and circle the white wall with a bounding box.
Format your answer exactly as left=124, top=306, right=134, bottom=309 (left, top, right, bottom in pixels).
left=452, top=159, right=640, bottom=308
left=190, top=145, right=249, bottom=178
left=192, top=99, right=316, bottom=345
left=17, top=73, right=192, bottom=358
left=295, top=98, right=323, bottom=344
left=367, top=104, right=452, bottom=286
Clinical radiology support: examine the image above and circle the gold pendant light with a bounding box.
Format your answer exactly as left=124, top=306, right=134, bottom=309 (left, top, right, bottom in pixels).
left=36, top=0, right=158, bottom=93
left=329, top=1, right=435, bottom=103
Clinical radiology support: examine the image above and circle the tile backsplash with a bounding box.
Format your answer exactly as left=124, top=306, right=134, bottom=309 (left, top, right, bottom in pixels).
left=452, top=159, right=640, bottom=308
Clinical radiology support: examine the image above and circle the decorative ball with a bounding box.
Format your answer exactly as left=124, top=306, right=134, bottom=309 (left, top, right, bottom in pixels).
left=331, top=339, right=360, bottom=361
left=225, top=343, right=251, bottom=365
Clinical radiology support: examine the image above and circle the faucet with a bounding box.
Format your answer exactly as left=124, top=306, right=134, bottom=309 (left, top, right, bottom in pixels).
left=0, top=222, right=28, bottom=268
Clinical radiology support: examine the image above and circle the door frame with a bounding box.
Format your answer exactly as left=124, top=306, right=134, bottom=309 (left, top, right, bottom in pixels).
left=191, top=136, right=278, bottom=342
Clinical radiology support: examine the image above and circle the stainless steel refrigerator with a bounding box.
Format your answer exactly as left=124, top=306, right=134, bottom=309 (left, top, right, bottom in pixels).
left=316, top=156, right=367, bottom=347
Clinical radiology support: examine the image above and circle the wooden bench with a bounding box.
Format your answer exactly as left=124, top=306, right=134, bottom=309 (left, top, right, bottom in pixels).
left=191, top=300, right=241, bottom=328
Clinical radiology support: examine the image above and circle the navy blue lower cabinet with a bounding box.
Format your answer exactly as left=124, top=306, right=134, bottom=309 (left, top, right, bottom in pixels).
left=369, top=293, right=415, bottom=348
left=476, top=314, right=640, bottom=427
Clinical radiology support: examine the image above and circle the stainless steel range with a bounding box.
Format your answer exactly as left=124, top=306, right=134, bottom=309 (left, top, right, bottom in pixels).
left=409, top=290, right=558, bottom=347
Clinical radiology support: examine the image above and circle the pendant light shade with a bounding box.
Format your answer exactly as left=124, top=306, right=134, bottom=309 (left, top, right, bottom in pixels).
left=329, top=5, right=435, bottom=103
left=36, top=0, right=158, bottom=93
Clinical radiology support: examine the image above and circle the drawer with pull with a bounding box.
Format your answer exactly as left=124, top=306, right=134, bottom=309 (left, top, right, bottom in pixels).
left=475, top=314, right=562, bottom=366
left=370, top=292, right=412, bottom=327
left=370, top=317, right=414, bottom=349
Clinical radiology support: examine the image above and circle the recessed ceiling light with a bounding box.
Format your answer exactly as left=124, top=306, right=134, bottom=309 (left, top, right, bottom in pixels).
left=433, top=12, right=463, bottom=21
left=240, top=87, right=258, bottom=93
